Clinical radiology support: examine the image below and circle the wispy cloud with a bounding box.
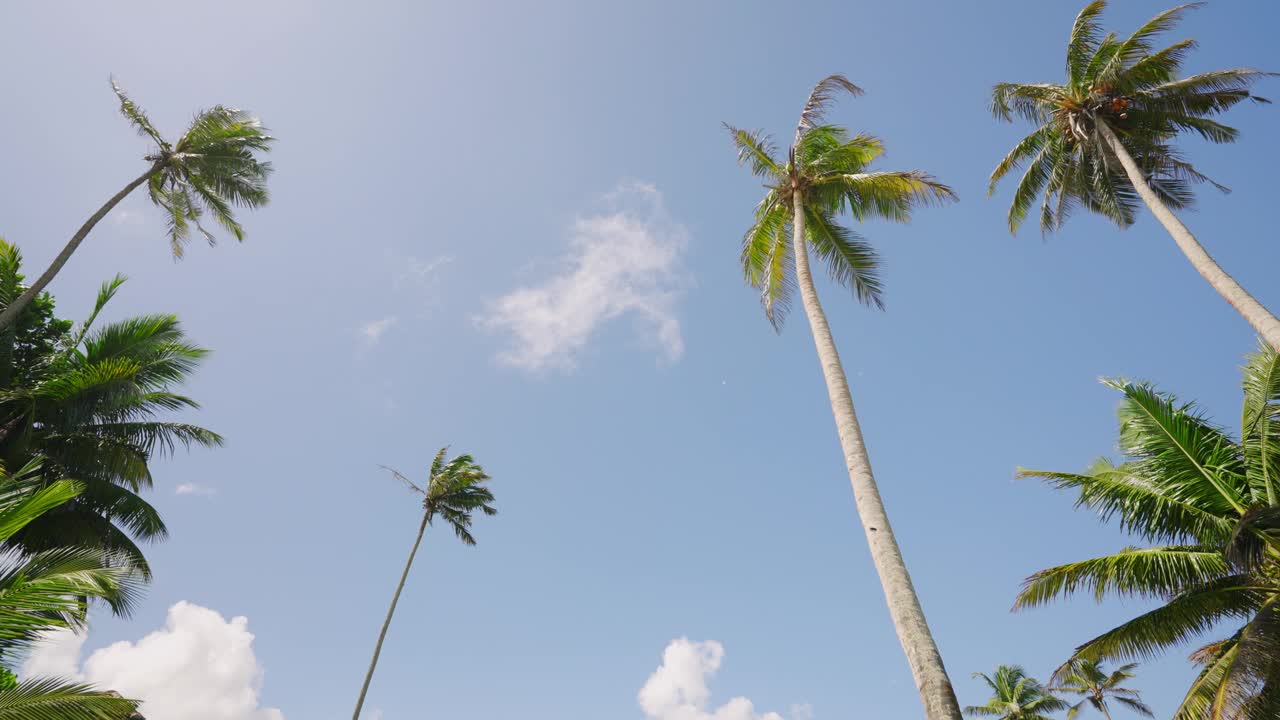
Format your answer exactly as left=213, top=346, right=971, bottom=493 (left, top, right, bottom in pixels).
left=638, top=638, right=807, bottom=720
left=359, top=316, right=399, bottom=347
left=394, top=254, right=452, bottom=290
left=479, top=182, right=688, bottom=372
left=175, top=482, right=216, bottom=497
left=24, top=602, right=284, bottom=720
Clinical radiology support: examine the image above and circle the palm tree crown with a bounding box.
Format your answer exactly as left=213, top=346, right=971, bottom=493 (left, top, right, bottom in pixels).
left=727, top=75, right=955, bottom=329
left=1018, top=343, right=1280, bottom=719
left=385, top=449, right=497, bottom=545
left=1053, top=659, right=1154, bottom=719
left=0, top=248, right=220, bottom=576
left=989, top=1, right=1272, bottom=234
left=965, top=665, right=1068, bottom=720
left=113, top=79, right=274, bottom=255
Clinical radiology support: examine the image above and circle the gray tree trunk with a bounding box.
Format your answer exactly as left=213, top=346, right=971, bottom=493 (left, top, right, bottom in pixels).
left=352, top=510, right=430, bottom=720
left=1099, top=123, right=1280, bottom=352
left=790, top=190, right=961, bottom=720
left=0, top=164, right=159, bottom=331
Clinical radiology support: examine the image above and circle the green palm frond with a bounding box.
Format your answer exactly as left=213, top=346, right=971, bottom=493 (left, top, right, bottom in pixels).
left=1106, top=378, right=1248, bottom=516
left=803, top=206, right=883, bottom=310
left=110, top=79, right=167, bottom=152
left=1071, top=574, right=1265, bottom=664
left=0, top=678, right=140, bottom=720
left=1015, top=545, right=1228, bottom=609
left=725, top=125, right=784, bottom=180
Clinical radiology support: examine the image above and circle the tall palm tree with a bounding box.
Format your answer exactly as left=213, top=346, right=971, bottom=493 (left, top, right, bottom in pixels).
left=0, top=79, right=274, bottom=331
left=965, top=665, right=1068, bottom=720
left=1017, top=343, right=1280, bottom=719
left=0, top=458, right=145, bottom=720
left=988, top=2, right=1280, bottom=350
left=1053, top=659, right=1153, bottom=720
left=0, top=243, right=221, bottom=576
left=726, top=76, right=959, bottom=719
left=352, top=449, right=497, bottom=720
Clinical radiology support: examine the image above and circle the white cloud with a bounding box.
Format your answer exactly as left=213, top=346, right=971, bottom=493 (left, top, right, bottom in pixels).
left=23, top=602, right=284, bottom=720
left=360, top=316, right=399, bottom=346
left=638, top=639, right=804, bottom=720
left=394, top=255, right=452, bottom=289
left=175, top=482, right=216, bottom=496
left=479, top=182, right=688, bottom=372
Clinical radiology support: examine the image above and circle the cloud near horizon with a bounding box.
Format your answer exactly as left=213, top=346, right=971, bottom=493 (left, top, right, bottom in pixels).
left=479, top=182, right=689, bottom=372
left=639, top=638, right=806, bottom=720
left=23, top=601, right=284, bottom=720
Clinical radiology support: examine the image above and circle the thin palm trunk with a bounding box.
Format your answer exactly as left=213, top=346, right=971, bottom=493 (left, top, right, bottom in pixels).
left=352, top=510, right=430, bottom=720
left=1099, top=700, right=1113, bottom=720
left=790, top=190, right=961, bottom=720
left=1098, top=123, right=1280, bottom=352
left=0, top=164, right=159, bottom=331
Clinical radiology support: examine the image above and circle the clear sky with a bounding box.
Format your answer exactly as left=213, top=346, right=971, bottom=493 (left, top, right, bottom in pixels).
left=3, top=1, right=1280, bottom=718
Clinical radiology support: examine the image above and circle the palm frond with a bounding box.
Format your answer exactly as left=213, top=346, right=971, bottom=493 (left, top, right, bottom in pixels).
left=795, top=75, right=863, bottom=138
left=0, top=678, right=140, bottom=720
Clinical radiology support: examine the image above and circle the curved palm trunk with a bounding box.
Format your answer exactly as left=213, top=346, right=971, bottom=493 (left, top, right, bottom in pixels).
left=0, top=164, right=159, bottom=331
left=352, top=510, right=430, bottom=720
left=790, top=191, right=961, bottom=720
left=1098, top=123, right=1280, bottom=352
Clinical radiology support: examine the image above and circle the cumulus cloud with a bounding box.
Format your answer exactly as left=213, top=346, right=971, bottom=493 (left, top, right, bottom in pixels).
left=360, top=316, right=398, bottom=346
left=479, top=182, right=688, bottom=372
left=638, top=638, right=804, bottom=720
left=23, top=602, right=284, bottom=720
left=175, top=482, right=216, bottom=496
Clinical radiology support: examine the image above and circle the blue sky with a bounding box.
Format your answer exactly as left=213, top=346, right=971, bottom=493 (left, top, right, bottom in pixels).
left=4, top=1, right=1280, bottom=718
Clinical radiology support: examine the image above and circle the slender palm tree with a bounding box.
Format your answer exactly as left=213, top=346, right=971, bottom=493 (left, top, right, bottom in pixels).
left=726, top=76, right=959, bottom=719
left=965, top=665, right=1068, bottom=720
left=0, top=243, right=221, bottom=576
left=989, top=2, right=1279, bottom=350
left=0, top=458, right=145, bottom=720
left=352, top=449, right=497, bottom=720
left=1053, top=659, right=1153, bottom=720
left=0, top=78, right=274, bottom=331
left=1017, top=343, right=1280, bottom=719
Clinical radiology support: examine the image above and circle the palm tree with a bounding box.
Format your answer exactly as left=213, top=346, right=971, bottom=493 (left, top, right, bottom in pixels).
left=965, top=665, right=1068, bottom=720
left=726, top=76, right=959, bottom=719
left=0, top=79, right=274, bottom=331
left=988, top=2, right=1280, bottom=350
left=0, top=243, right=221, bottom=576
left=352, top=449, right=497, bottom=720
left=1052, top=659, right=1153, bottom=720
left=1017, top=343, right=1280, bottom=719
left=0, top=458, right=145, bottom=720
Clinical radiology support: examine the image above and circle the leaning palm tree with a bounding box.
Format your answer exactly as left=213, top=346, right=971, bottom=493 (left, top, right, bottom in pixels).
left=965, top=665, right=1068, bottom=720
left=989, top=2, right=1280, bottom=350
left=0, top=458, right=145, bottom=720
left=1017, top=343, right=1280, bottom=719
left=0, top=244, right=221, bottom=576
left=1053, top=659, right=1153, bottom=720
left=351, top=449, right=497, bottom=720
left=726, top=76, right=959, bottom=719
left=0, top=78, right=274, bottom=331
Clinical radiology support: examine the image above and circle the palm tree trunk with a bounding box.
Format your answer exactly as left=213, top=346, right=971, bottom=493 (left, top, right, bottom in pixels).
left=790, top=191, right=961, bottom=720
left=0, top=164, right=159, bottom=331
left=1098, top=123, right=1280, bottom=352
left=352, top=509, right=430, bottom=720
